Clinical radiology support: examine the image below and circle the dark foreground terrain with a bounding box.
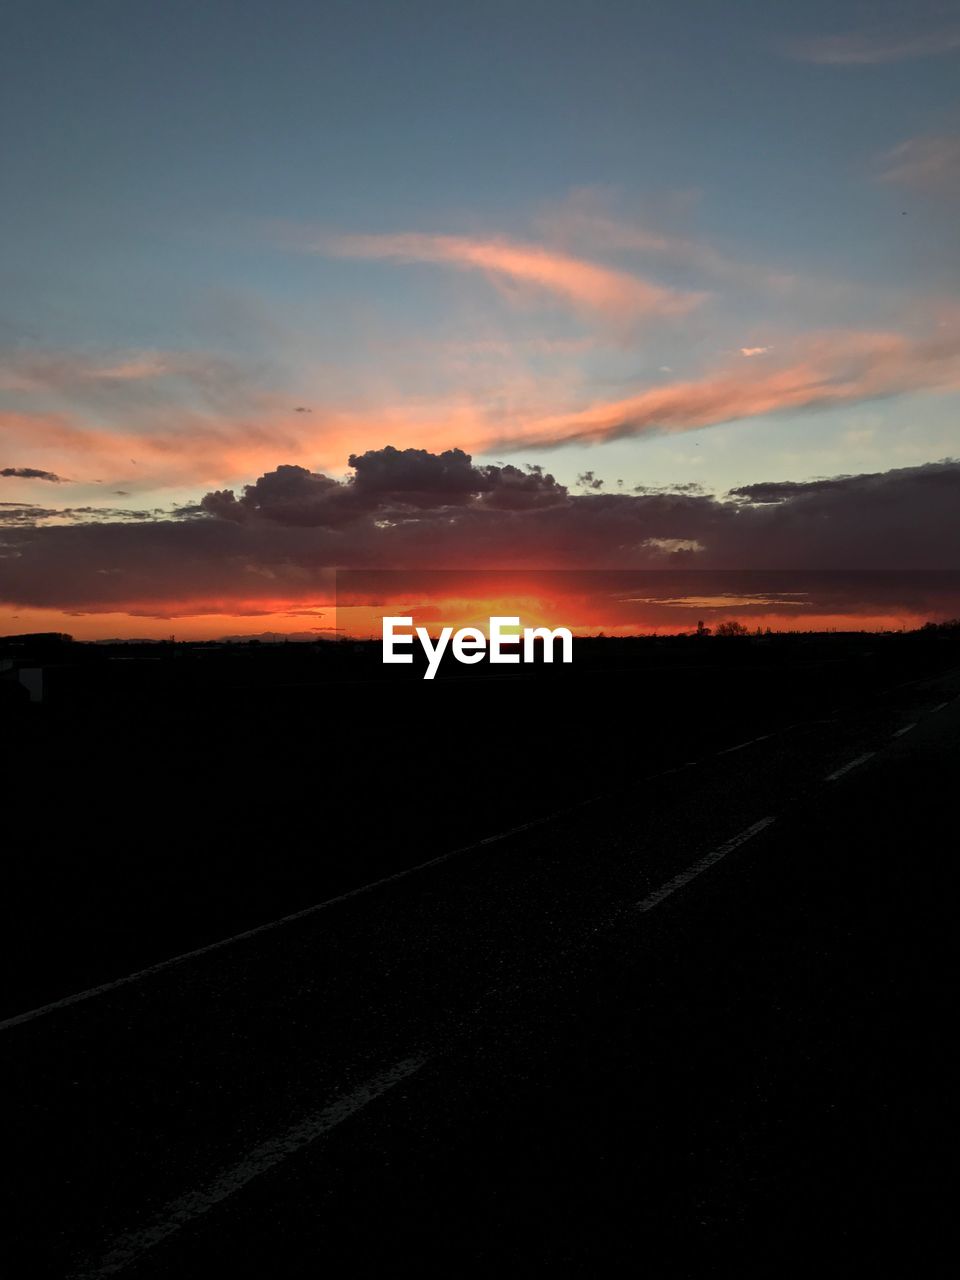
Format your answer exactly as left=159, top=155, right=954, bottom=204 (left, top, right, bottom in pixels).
left=2, top=630, right=957, bottom=1274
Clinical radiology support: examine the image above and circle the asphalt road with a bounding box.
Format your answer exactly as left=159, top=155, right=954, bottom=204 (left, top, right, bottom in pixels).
left=5, top=666, right=957, bottom=1276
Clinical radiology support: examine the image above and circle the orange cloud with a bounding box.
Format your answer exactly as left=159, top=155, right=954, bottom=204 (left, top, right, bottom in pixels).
left=0, top=397, right=513, bottom=492
left=482, top=327, right=960, bottom=451
left=0, top=409, right=309, bottom=488
left=317, top=231, right=705, bottom=321
left=4, top=320, right=959, bottom=493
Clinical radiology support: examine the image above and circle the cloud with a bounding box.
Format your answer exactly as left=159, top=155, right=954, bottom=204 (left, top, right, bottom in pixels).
left=791, top=23, right=960, bottom=65
left=0, top=349, right=319, bottom=486
left=0, top=504, right=61, bottom=525
left=481, top=326, right=960, bottom=452
left=726, top=477, right=860, bottom=504
left=537, top=194, right=807, bottom=296
left=876, top=135, right=960, bottom=193
left=740, top=347, right=771, bottom=357
left=0, top=501, right=184, bottom=527
left=0, top=349, right=260, bottom=397
left=2, top=454, right=960, bottom=624
left=0, top=406, right=310, bottom=490
left=200, top=447, right=567, bottom=527
left=312, top=230, right=706, bottom=322
left=349, top=445, right=566, bottom=510
left=1, top=467, right=64, bottom=482
left=3, top=316, right=958, bottom=493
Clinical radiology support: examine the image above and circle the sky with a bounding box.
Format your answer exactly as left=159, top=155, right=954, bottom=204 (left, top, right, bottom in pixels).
left=1, top=0, right=959, bottom=637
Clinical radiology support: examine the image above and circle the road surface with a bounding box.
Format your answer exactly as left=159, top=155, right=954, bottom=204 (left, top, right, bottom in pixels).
left=5, top=667, right=957, bottom=1275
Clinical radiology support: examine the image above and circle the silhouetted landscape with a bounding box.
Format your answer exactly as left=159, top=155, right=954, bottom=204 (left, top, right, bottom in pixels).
left=5, top=622, right=959, bottom=1017
left=4, top=622, right=958, bottom=1275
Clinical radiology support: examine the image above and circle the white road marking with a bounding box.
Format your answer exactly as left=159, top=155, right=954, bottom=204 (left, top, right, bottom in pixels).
left=931, top=700, right=949, bottom=713
left=1, top=745, right=714, bottom=1034
left=717, top=734, right=771, bottom=756
left=634, top=818, right=776, bottom=914
left=824, top=751, right=875, bottom=781
left=0, top=815, right=560, bottom=1034
left=70, top=811, right=779, bottom=1272
left=73, top=1056, right=428, bottom=1278
left=655, top=760, right=699, bottom=778
left=892, top=723, right=916, bottom=737
left=9, top=685, right=935, bottom=1035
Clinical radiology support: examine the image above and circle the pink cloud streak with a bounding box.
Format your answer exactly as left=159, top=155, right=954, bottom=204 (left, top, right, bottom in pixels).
left=318, top=231, right=706, bottom=321
left=3, top=323, right=959, bottom=489
left=482, top=328, right=960, bottom=451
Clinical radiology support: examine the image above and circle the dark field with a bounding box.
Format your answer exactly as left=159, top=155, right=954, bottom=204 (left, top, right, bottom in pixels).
left=4, top=627, right=958, bottom=1018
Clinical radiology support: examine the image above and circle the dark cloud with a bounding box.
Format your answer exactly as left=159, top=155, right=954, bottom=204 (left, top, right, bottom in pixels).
left=634, top=481, right=709, bottom=496
left=729, top=476, right=863, bottom=503
left=1, top=451, right=959, bottom=616
left=347, top=445, right=568, bottom=511
left=0, top=504, right=61, bottom=525
left=477, top=461, right=568, bottom=510
left=0, top=503, right=194, bottom=528
left=1, top=467, right=64, bottom=482
left=200, top=448, right=568, bottom=527
left=350, top=445, right=483, bottom=498
left=201, top=464, right=342, bottom=525
left=728, top=464, right=960, bottom=509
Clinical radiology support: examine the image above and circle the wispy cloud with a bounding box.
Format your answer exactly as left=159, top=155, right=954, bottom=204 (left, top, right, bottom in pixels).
left=308, top=230, right=706, bottom=322
left=3, top=317, right=959, bottom=493
left=0, top=349, right=318, bottom=488
left=538, top=197, right=803, bottom=295
left=876, top=134, right=960, bottom=193
left=791, top=23, right=960, bottom=66
left=0, top=408, right=310, bottom=490
left=483, top=327, right=960, bottom=451
left=0, top=349, right=267, bottom=406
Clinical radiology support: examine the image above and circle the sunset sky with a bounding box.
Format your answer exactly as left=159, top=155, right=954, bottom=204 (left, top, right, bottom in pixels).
left=2, top=0, right=959, bottom=637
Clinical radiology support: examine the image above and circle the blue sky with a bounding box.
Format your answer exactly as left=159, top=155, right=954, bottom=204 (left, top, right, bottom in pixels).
left=2, top=0, right=959, bottom=513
